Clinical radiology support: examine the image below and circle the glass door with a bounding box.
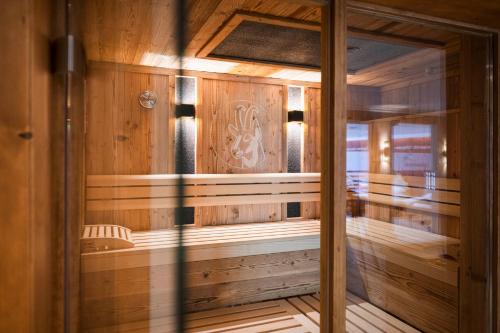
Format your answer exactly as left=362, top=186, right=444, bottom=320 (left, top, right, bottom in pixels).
left=344, top=8, right=494, bottom=332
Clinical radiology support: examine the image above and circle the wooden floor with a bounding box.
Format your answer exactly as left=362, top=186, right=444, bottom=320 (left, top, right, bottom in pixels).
left=86, top=292, right=420, bottom=333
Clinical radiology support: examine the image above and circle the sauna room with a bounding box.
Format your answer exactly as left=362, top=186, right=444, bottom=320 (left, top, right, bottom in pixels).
left=77, top=1, right=491, bottom=332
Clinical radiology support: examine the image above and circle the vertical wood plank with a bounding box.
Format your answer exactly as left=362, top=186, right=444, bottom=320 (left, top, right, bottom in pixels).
left=303, top=88, right=321, bottom=219
left=494, top=32, right=500, bottom=333
left=85, top=65, right=173, bottom=230
left=321, top=0, right=347, bottom=332
left=459, top=34, right=492, bottom=333
left=0, top=0, right=57, bottom=331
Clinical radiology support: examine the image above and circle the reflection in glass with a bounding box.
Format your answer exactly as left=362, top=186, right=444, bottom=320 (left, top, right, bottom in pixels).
left=343, top=10, right=486, bottom=333
left=392, top=122, right=433, bottom=175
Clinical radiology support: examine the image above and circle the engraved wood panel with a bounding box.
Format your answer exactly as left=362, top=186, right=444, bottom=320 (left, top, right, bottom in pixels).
left=196, top=79, right=284, bottom=225
left=85, top=65, right=174, bottom=230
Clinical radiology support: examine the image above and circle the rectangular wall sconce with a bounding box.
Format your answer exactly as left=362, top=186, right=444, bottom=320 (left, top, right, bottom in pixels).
left=176, top=104, right=196, bottom=118
left=288, top=110, right=304, bottom=123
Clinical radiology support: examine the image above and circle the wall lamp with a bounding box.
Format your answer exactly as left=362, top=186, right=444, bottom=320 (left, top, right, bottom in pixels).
left=176, top=104, right=196, bottom=118
left=381, top=140, right=390, bottom=161
left=288, top=110, right=304, bottom=123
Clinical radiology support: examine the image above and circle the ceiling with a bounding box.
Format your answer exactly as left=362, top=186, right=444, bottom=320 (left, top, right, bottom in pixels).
left=82, top=0, right=474, bottom=85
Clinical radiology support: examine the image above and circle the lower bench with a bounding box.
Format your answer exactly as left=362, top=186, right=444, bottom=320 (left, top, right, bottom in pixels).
left=81, top=219, right=458, bottom=332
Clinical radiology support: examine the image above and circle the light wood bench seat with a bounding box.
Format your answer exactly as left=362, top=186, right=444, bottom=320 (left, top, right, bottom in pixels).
left=82, top=220, right=320, bottom=274
left=82, top=218, right=458, bottom=283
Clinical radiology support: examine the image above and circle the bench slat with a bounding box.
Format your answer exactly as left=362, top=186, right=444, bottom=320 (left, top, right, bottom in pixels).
left=87, top=182, right=320, bottom=200
left=87, top=192, right=320, bottom=211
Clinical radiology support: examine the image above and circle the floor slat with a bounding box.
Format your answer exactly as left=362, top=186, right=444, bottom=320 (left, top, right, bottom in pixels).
left=87, top=292, right=420, bottom=333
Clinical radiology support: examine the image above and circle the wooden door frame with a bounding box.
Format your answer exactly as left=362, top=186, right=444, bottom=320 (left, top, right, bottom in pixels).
left=319, top=0, right=500, bottom=332
left=320, top=0, right=347, bottom=332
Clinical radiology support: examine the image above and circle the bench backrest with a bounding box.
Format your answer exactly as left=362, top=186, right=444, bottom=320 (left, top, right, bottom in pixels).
left=87, top=172, right=460, bottom=217
left=87, top=173, right=321, bottom=211
left=348, top=172, right=460, bottom=217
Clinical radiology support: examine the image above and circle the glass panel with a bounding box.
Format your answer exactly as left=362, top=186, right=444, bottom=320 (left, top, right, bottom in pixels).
left=346, top=10, right=491, bottom=332
left=78, top=2, right=321, bottom=331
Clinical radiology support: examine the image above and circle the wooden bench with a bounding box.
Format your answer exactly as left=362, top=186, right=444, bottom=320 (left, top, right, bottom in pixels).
left=348, top=172, right=460, bottom=217
left=81, top=173, right=460, bottom=332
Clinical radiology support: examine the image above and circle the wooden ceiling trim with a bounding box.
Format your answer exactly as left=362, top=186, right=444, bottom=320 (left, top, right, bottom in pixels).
left=197, top=11, right=321, bottom=59
left=185, top=0, right=322, bottom=57
left=348, top=26, right=446, bottom=48
left=196, top=13, right=246, bottom=58
left=349, top=0, right=500, bottom=32
left=185, top=0, right=247, bottom=57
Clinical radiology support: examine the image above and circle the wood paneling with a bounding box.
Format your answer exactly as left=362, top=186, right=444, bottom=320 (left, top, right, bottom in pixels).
left=302, top=88, right=321, bottom=219
left=459, top=34, right=492, bottom=333
left=0, top=0, right=56, bottom=331
left=85, top=64, right=174, bottom=230
left=196, top=79, right=284, bottom=225
left=84, top=63, right=321, bottom=230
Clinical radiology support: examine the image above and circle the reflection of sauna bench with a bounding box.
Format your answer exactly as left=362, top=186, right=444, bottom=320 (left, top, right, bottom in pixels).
left=348, top=172, right=460, bottom=217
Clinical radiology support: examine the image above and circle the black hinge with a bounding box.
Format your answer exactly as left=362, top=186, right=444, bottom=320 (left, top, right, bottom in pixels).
left=51, top=35, right=86, bottom=76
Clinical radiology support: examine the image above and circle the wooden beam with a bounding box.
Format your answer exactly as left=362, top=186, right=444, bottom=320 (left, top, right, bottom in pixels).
left=185, top=0, right=247, bottom=57
left=459, top=34, right=493, bottom=333
left=347, top=26, right=446, bottom=49
left=320, top=0, right=347, bottom=332
left=282, top=0, right=328, bottom=6
left=495, top=31, right=500, bottom=333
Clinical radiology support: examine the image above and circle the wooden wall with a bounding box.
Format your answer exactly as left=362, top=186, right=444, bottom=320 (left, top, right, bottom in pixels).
left=0, top=0, right=59, bottom=331
left=85, top=64, right=175, bottom=230
left=85, top=63, right=393, bottom=229
left=302, top=88, right=322, bottom=219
